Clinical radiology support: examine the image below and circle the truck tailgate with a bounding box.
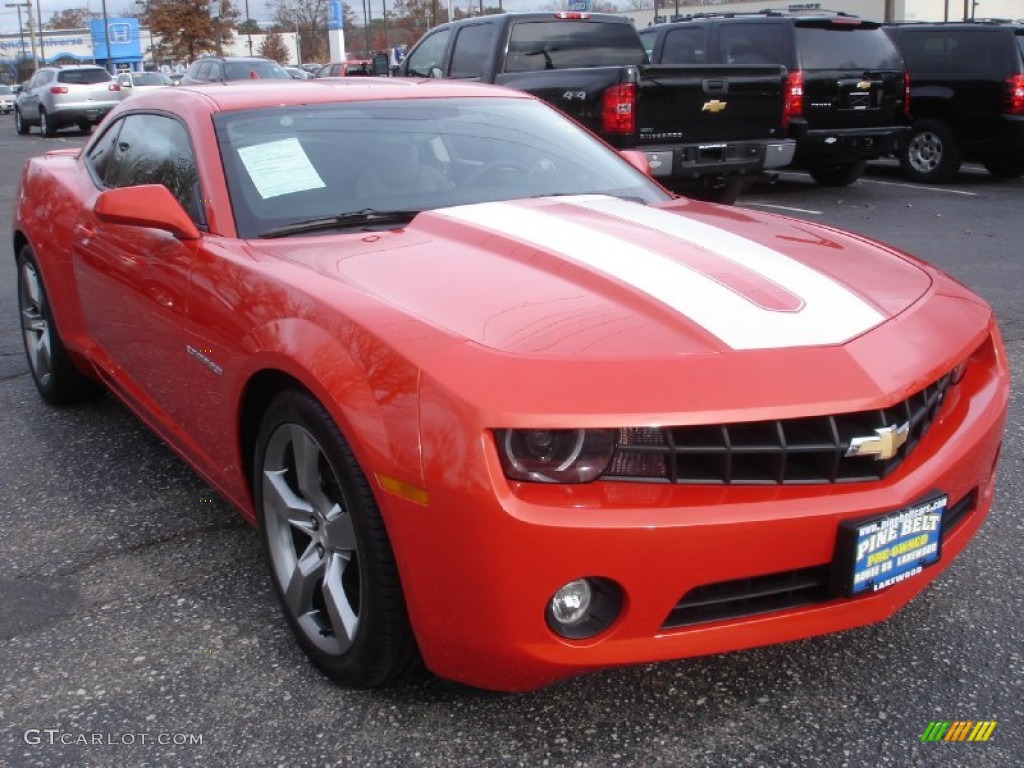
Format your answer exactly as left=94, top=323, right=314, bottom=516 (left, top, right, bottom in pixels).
left=635, top=64, right=788, bottom=145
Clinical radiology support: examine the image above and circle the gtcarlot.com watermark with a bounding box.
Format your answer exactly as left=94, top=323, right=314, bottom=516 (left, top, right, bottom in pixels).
left=24, top=729, right=203, bottom=746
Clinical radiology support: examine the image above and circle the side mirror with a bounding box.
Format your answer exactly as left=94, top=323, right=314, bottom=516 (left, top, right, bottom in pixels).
left=93, top=185, right=200, bottom=240
left=620, top=149, right=651, bottom=176
left=372, top=52, right=390, bottom=76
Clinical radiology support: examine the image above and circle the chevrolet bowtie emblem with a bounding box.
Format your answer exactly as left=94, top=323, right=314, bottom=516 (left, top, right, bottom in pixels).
left=702, top=100, right=727, bottom=113
left=857, top=81, right=871, bottom=90
left=846, top=422, right=911, bottom=461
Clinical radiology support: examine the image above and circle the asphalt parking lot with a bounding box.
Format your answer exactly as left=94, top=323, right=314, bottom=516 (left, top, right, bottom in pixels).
left=1, top=122, right=1021, bottom=767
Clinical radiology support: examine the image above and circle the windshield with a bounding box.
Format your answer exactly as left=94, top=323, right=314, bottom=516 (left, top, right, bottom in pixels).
left=224, top=61, right=291, bottom=80
left=215, top=97, right=670, bottom=239
left=0, top=85, right=12, bottom=94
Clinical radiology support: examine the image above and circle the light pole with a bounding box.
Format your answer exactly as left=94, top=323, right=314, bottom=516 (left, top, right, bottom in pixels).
left=35, top=0, right=43, bottom=63
left=5, top=2, right=28, bottom=73
left=101, top=0, right=112, bottom=73
left=245, top=0, right=252, bottom=56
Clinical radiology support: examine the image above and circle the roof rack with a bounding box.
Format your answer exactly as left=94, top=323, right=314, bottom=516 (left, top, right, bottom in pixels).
left=665, top=8, right=862, bottom=22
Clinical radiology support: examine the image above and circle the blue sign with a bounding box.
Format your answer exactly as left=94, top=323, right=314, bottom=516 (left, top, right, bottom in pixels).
left=328, top=1, right=343, bottom=31
left=89, top=18, right=141, bottom=61
left=567, top=0, right=590, bottom=10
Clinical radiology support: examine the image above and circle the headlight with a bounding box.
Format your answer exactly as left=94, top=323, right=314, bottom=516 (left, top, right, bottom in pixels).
left=495, top=428, right=616, bottom=483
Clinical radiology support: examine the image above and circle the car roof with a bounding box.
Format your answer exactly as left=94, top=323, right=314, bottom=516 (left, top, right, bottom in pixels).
left=121, top=78, right=534, bottom=114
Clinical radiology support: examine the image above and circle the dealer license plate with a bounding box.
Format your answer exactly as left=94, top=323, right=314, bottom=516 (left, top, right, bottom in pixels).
left=834, top=495, right=946, bottom=596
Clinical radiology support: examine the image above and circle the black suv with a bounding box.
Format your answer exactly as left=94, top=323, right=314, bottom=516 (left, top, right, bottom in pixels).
left=639, top=11, right=910, bottom=186
left=884, top=21, right=1024, bottom=182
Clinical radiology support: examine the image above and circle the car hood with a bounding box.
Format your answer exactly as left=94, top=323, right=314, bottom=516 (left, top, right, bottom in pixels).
left=255, top=195, right=932, bottom=357
left=250, top=195, right=994, bottom=418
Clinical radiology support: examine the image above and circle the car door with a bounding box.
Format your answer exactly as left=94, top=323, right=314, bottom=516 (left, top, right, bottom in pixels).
left=20, top=70, right=49, bottom=120
left=72, top=112, right=207, bottom=436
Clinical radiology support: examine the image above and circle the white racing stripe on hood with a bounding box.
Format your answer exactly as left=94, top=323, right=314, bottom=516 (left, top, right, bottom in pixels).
left=435, top=197, right=885, bottom=350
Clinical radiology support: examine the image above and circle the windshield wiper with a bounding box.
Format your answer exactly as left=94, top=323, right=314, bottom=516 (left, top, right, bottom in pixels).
left=259, top=209, right=422, bottom=239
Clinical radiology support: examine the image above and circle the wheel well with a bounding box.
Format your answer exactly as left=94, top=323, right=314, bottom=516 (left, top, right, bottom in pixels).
left=239, top=370, right=310, bottom=498
left=12, top=231, right=28, bottom=264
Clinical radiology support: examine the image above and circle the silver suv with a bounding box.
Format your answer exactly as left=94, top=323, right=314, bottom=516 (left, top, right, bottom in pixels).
left=15, top=66, right=121, bottom=137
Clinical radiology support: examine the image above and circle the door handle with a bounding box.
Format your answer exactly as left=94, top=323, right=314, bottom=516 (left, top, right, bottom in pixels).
left=74, top=223, right=95, bottom=240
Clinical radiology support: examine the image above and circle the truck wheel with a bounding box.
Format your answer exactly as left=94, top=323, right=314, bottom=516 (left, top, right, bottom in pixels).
left=899, top=119, right=960, bottom=183
left=981, top=156, right=1024, bottom=179
left=686, top=178, right=748, bottom=205
left=808, top=161, right=866, bottom=187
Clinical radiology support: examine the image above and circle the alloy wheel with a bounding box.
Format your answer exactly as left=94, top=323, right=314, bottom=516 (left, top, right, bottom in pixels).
left=261, top=422, right=363, bottom=656
left=18, top=260, right=52, bottom=388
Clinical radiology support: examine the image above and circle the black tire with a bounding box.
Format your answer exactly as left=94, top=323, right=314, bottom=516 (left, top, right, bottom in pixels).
left=679, top=178, right=745, bottom=205
left=981, top=156, right=1024, bottom=179
left=808, top=161, right=866, bottom=187
left=39, top=108, right=55, bottom=138
left=899, top=119, right=961, bottom=183
left=16, top=245, right=104, bottom=405
left=14, top=108, right=29, bottom=135
left=253, top=389, right=419, bottom=688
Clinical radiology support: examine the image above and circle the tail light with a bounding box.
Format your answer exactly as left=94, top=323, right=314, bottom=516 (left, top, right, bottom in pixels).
left=1003, top=74, right=1024, bottom=115
left=49, top=86, right=69, bottom=94
left=903, top=71, right=911, bottom=116
left=108, top=83, right=121, bottom=92
left=554, top=12, right=590, bottom=19
left=782, top=70, right=803, bottom=129
left=600, top=82, right=636, bottom=135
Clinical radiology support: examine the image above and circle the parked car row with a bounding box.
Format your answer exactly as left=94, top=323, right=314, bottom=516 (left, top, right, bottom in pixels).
left=638, top=13, right=1024, bottom=184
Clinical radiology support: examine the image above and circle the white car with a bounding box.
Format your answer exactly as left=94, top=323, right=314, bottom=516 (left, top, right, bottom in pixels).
left=0, top=84, right=14, bottom=114
left=116, top=71, right=174, bottom=99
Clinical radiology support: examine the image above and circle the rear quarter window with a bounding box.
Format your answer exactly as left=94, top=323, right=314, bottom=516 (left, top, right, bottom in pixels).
left=796, top=27, right=903, bottom=70
left=895, top=28, right=1019, bottom=77
left=505, top=21, right=646, bottom=72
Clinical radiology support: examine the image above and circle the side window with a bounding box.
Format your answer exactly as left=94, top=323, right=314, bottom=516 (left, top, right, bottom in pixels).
left=718, top=23, right=791, bottom=67
left=662, top=27, right=707, bottom=65
left=637, top=29, right=655, bottom=61
left=195, top=61, right=212, bottom=81
left=85, top=119, right=125, bottom=182
left=98, top=114, right=206, bottom=227
left=404, top=29, right=452, bottom=77
left=450, top=24, right=496, bottom=79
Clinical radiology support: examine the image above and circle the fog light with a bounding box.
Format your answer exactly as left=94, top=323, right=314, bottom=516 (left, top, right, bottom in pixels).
left=545, top=577, right=623, bottom=640
left=551, top=579, right=592, bottom=626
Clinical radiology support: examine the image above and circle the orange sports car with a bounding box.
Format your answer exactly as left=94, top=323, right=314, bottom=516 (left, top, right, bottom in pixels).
left=14, top=80, right=1008, bottom=692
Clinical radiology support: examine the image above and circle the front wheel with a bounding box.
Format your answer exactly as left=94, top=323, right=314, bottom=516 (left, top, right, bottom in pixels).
left=17, top=245, right=104, bottom=404
left=808, top=161, right=866, bottom=187
left=899, top=119, right=961, bottom=183
left=14, top=108, right=29, bottom=135
left=254, top=389, right=419, bottom=687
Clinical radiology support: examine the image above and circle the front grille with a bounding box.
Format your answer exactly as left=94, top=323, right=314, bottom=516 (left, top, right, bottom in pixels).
left=661, top=488, right=976, bottom=630
left=661, top=566, right=832, bottom=630
left=606, top=373, right=952, bottom=485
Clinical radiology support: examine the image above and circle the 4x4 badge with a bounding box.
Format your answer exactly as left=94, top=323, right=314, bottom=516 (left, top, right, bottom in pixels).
left=846, top=422, right=910, bottom=461
left=702, top=100, right=727, bottom=113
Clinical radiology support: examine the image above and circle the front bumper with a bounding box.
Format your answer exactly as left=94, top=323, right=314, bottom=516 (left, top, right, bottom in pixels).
left=380, top=325, right=1008, bottom=692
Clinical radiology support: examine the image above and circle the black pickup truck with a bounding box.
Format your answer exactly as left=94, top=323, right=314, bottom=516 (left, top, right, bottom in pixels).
left=396, top=12, right=795, bottom=203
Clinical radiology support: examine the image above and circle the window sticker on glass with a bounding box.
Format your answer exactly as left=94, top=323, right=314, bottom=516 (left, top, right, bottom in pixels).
left=237, top=138, right=326, bottom=199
